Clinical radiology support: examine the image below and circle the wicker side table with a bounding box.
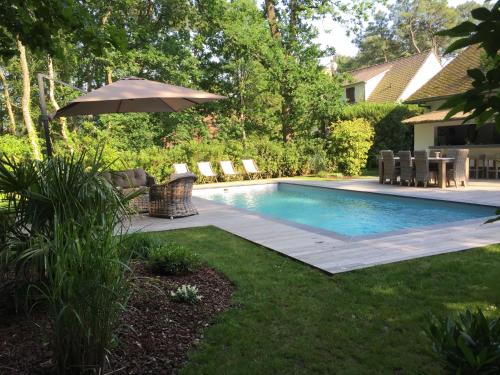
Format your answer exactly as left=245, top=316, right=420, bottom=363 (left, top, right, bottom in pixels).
left=149, top=173, right=198, bottom=219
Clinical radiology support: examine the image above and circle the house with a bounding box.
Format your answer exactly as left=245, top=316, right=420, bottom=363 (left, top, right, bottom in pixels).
left=403, top=46, right=499, bottom=158
left=342, top=51, right=442, bottom=104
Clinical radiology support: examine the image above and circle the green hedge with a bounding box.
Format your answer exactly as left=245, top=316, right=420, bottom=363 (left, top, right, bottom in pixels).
left=338, top=102, right=423, bottom=166
left=91, top=137, right=335, bottom=183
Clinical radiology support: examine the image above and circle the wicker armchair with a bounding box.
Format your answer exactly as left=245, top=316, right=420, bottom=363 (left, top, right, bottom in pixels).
left=102, top=168, right=156, bottom=213
left=414, top=150, right=437, bottom=188
left=446, top=149, right=469, bottom=187
left=398, top=151, right=414, bottom=186
left=381, top=150, right=399, bottom=184
left=149, top=173, right=198, bottom=219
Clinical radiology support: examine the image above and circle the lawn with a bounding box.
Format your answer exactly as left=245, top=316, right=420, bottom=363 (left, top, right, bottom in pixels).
left=143, top=227, right=500, bottom=374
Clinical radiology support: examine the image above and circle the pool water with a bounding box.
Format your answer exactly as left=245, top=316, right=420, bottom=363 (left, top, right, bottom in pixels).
left=194, top=183, right=495, bottom=237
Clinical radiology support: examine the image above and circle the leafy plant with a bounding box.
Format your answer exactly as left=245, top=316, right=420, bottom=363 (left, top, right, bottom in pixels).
left=427, top=309, right=500, bottom=374
left=0, top=148, right=131, bottom=279
left=149, top=244, right=201, bottom=276
left=170, top=284, right=203, bottom=304
left=328, top=118, right=374, bottom=176
left=121, top=232, right=164, bottom=259
left=437, top=1, right=500, bottom=127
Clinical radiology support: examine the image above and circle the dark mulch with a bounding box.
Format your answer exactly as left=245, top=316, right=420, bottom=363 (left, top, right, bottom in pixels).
left=0, top=263, right=235, bottom=374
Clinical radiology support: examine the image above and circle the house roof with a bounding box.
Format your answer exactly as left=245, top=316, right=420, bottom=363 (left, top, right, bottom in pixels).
left=402, top=109, right=470, bottom=124
left=405, top=46, right=482, bottom=103
left=368, top=51, right=432, bottom=103
left=344, top=51, right=434, bottom=103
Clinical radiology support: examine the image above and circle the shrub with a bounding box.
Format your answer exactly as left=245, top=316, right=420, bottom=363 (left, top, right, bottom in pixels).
left=170, top=284, right=203, bottom=304
left=0, top=134, right=32, bottom=160
left=338, top=102, right=423, bottom=166
left=149, top=244, right=201, bottom=276
left=122, top=233, right=164, bottom=259
left=427, top=309, right=500, bottom=374
left=0, top=148, right=131, bottom=374
left=328, top=118, right=374, bottom=176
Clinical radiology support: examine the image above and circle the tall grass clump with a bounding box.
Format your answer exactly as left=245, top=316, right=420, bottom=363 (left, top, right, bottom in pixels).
left=0, top=148, right=132, bottom=374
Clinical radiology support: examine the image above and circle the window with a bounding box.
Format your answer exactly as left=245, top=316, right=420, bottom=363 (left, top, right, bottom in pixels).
left=435, top=124, right=500, bottom=146
left=346, top=87, right=355, bottom=103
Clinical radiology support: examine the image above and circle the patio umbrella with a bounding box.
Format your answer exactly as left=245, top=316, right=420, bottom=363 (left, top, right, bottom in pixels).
left=53, top=76, right=226, bottom=118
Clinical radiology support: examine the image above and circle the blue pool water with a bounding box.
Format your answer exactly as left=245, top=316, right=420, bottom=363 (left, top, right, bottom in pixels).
left=194, top=183, right=495, bottom=237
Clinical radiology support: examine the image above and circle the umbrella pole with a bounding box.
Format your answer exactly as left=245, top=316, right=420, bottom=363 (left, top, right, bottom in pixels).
left=37, top=73, right=53, bottom=158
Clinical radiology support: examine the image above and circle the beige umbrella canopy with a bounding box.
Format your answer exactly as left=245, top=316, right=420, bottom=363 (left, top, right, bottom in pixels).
left=53, top=77, right=226, bottom=118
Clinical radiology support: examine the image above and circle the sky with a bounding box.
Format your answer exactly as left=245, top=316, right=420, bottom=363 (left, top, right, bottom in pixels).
left=314, top=0, right=483, bottom=59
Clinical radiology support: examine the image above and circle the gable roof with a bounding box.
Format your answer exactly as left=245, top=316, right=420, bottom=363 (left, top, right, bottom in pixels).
left=344, top=51, right=435, bottom=103
left=405, top=46, right=482, bottom=103
left=368, top=51, right=433, bottom=103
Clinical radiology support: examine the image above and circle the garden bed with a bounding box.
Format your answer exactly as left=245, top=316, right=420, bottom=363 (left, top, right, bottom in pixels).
left=0, top=262, right=235, bottom=374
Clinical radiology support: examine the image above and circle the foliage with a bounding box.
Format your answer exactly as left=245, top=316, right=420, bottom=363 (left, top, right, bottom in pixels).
left=437, top=1, right=500, bottom=128
left=0, top=134, right=32, bottom=159
left=427, top=309, right=500, bottom=374
left=121, top=232, right=165, bottom=260
left=148, top=244, right=201, bottom=276
left=35, top=214, right=129, bottom=374
left=170, top=284, right=203, bottom=304
left=0, top=148, right=130, bottom=279
left=145, top=228, right=500, bottom=374
left=0, top=147, right=131, bottom=374
left=344, top=0, right=481, bottom=71
left=338, top=102, right=423, bottom=166
left=328, top=118, right=374, bottom=176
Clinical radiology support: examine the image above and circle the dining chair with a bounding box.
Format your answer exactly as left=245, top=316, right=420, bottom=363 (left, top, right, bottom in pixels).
left=446, top=149, right=469, bottom=187
left=398, top=151, right=414, bottom=186
left=414, top=150, right=437, bottom=188
left=381, top=150, right=399, bottom=184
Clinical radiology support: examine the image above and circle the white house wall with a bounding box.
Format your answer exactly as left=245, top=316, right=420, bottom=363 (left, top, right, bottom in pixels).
left=399, top=53, right=442, bottom=102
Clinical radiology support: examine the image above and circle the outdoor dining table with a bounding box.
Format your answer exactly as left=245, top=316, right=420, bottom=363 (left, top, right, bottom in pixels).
left=378, top=156, right=458, bottom=189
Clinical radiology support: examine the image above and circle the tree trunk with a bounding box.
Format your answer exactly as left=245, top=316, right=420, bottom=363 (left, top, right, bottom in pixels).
left=264, top=0, right=281, bottom=40
left=106, top=67, right=113, bottom=84
left=0, top=68, right=16, bottom=134
left=238, top=61, right=247, bottom=144
left=48, top=56, right=72, bottom=152
left=408, top=21, right=421, bottom=53
left=17, top=38, right=41, bottom=160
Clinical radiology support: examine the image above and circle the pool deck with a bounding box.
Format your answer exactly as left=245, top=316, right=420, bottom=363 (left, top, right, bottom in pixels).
left=129, top=178, right=500, bottom=274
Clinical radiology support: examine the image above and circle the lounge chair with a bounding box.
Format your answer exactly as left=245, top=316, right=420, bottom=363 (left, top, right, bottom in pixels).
left=173, top=163, right=190, bottom=174
left=398, top=151, right=414, bottom=186
left=220, top=160, right=239, bottom=180
left=197, top=161, right=218, bottom=182
left=414, top=150, right=437, bottom=187
left=149, top=173, right=198, bottom=219
left=242, top=159, right=261, bottom=179
left=380, top=150, right=399, bottom=184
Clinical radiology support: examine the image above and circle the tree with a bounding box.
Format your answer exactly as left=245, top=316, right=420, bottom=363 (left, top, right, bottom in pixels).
left=392, top=0, right=458, bottom=55
left=0, top=67, right=16, bottom=134
left=17, top=38, right=41, bottom=160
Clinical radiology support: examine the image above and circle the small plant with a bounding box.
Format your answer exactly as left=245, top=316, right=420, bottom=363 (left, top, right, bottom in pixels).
left=170, top=284, right=202, bottom=304
left=148, top=243, right=201, bottom=276
left=122, top=233, right=164, bottom=259
left=427, top=308, right=500, bottom=374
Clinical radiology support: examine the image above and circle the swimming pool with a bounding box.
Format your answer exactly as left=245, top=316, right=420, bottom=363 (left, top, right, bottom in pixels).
left=194, top=183, right=495, bottom=237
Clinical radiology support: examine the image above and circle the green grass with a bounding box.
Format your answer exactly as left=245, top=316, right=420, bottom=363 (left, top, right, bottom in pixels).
left=141, top=227, right=500, bottom=374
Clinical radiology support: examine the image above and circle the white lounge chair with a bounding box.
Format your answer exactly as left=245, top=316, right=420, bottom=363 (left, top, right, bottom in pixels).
left=197, top=161, right=218, bottom=182
left=242, top=159, right=261, bottom=179
left=220, top=160, right=239, bottom=180
left=173, top=163, right=189, bottom=174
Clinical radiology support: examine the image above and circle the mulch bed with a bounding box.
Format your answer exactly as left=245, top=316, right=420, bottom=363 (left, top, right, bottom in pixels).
left=0, top=263, right=235, bottom=374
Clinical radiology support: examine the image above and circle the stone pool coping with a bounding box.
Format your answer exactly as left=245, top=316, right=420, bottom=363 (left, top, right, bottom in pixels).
left=129, top=178, right=500, bottom=274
